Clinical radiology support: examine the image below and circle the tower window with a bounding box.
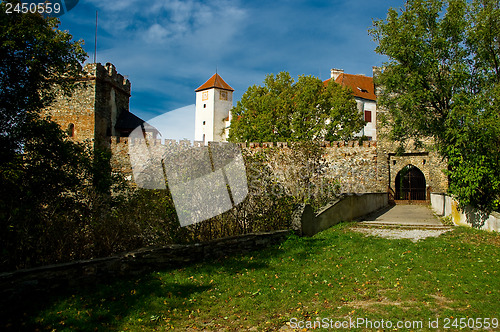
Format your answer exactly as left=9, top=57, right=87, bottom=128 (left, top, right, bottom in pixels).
left=203, top=104, right=206, bottom=108
left=220, top=90, right=228, bottom=100
left=203, top=121, right=206, bottom=125
left=67, top=123, right=75, bottom=137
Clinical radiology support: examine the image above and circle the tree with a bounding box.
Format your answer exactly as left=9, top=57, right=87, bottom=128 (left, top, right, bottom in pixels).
left=227, top=71, right=364, bottom=143
left=0, top=1, right=99, bottom=269
left=0, top=0, right=86, bottom=161
left=371, top=0, right=500, bottom=211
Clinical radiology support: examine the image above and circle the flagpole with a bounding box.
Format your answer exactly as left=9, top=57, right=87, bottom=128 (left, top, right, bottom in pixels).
left=94, top=11, right=98, bottom=63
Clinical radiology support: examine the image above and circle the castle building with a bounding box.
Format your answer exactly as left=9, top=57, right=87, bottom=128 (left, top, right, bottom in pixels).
left=43, top=62, right=447, bottom=203
left=323, top=68, right=377, bottom=140
left=194, top=73, right=234, bottom=144
left=44, top=62, right=157, bottom=149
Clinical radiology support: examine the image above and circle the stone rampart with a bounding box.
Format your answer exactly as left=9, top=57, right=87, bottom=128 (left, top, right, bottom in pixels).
left=44, top=63, right=132, bottom=145
left=109, top=138, right=384, bottom=194
left=85, top=62, right=131, bottom=95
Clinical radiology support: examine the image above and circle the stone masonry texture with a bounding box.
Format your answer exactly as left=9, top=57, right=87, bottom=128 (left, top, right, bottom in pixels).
left=44, top=62, right=448, bottom=198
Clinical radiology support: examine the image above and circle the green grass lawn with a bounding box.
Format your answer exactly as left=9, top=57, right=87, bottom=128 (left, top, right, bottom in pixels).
left=4, top=223, right=499, bottom=331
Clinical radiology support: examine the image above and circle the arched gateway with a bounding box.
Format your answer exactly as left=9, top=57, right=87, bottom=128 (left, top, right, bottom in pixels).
left=395, top=165, right=427, bottom=201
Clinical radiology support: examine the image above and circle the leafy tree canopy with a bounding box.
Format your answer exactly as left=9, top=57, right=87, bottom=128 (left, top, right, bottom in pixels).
left=0, top=2, right=119, bottom=269
left=0, top=0, right=86, bottom=161
left=371, top=0, right=500, bottom=211
left=228, top=71, right=365, bottom=143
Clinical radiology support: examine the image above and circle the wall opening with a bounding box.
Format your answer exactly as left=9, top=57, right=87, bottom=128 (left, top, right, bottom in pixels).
left=67, top=123, right=75, bottom=137
left=395, top=164, right=426, bottom=201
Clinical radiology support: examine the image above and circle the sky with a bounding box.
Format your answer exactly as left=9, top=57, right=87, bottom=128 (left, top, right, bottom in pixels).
left=58, top=0, right=406, bottom=141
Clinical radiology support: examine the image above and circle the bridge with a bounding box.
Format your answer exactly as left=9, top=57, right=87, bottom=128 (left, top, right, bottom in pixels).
left=294, top=193, right=451, bottom=237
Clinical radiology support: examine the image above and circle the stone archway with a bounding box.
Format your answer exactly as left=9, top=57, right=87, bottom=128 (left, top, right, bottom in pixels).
left=395, top=165, right=427, bottom=201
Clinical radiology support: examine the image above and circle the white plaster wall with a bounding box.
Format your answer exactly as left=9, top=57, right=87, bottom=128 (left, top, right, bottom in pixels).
left=363, top=100, right=377, bottom=140
left=195, top=89, right=232, bottom=143
left=353, top=99, right=377, bottom=140
left=195, top=89, right=216, bottom=143
left=213, top=89, right=232, bottom=142
left=431, top=193, right=445, bottom=216
left=430, top=193, right=499, bottom=232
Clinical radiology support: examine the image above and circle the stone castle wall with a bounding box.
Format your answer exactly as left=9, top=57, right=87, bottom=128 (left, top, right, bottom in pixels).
left=109, top=137, right=448, bottom=196
left=92, top=63, right=131, bottom=147
left=109, top=138, right=388, bottom=194
left=43, top=76, right=97, bottom=143
left=45, top=62, right=447, bottom=197
left=240, top=141, right=384, bottom=194
left=374, top=97, right=448, bottom=195
left=44, top=63, right=131, bottom=148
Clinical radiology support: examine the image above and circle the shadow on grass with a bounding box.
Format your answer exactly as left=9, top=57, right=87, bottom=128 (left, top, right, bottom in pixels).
left=1, top=269, right=214, bottom=331
left=3, top=223, right=498, bottom=331
left=0, top=240, right=293, bottom=331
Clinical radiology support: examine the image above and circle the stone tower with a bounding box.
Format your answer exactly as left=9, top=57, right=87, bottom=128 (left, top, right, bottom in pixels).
left=194, top=73, right=234, bottom=144
left=44, top=62, right=156, bottom=149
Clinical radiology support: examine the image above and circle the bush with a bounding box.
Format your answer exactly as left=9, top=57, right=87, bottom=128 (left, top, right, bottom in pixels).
left=0, top=138, right=341, bottom=271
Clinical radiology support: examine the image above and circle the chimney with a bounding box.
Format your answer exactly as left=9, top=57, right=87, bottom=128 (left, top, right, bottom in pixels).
left=330, top=68, right=344, bottom=80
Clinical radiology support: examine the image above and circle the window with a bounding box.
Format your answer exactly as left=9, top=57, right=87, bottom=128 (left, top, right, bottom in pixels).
left=67, top=123, right=75, bottom=137
left=203, top=121, right=206, bottom=125
left=220, top=90, right=228, bottom=100
left=203, top=104, right=206, bottom=108
left=364, top=110, right=372, bottom=122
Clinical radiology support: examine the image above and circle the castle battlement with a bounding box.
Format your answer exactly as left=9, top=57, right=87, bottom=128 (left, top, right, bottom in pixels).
left=241, top=141, right=377, bottom=148
left=108, top=136, right=377, bottom=150
left=83, top=62, right=131, bottom=95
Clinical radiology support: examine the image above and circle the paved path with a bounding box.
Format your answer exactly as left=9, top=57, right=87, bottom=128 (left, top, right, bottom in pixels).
left=352, top=204, right=453, bottom=242
left=359, top=204, right=444, bottom=227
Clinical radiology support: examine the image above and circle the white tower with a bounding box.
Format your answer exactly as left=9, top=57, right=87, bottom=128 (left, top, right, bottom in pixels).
left=195, top=73, right=234, bottom=144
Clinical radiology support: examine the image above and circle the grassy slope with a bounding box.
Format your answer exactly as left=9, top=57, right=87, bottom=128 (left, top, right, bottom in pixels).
left=5, top=223, right=499, bottom=331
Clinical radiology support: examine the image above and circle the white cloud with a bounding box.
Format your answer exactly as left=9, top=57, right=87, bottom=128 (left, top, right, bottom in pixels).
left=86, top=0, right=246, bottom=47
left=70, top=0, right=404, bottom=125
left=145, top=24, right=171, bottom=43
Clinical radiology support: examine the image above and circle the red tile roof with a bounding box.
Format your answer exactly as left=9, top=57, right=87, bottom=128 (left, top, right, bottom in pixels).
left=324, top=73, right=376, bottom=101
left=195, top=73, right=234, bottom=92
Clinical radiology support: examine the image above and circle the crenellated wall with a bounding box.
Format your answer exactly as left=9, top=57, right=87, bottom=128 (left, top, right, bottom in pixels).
left=109, top=138, right=386, bottom=194
left=44, top=63, right=131, bottom=148
left=44, top=62, right=447, bottom=199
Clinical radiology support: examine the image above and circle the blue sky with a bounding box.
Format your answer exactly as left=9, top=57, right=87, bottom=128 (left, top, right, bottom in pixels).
left=59, top=0, right=405, bottom=141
